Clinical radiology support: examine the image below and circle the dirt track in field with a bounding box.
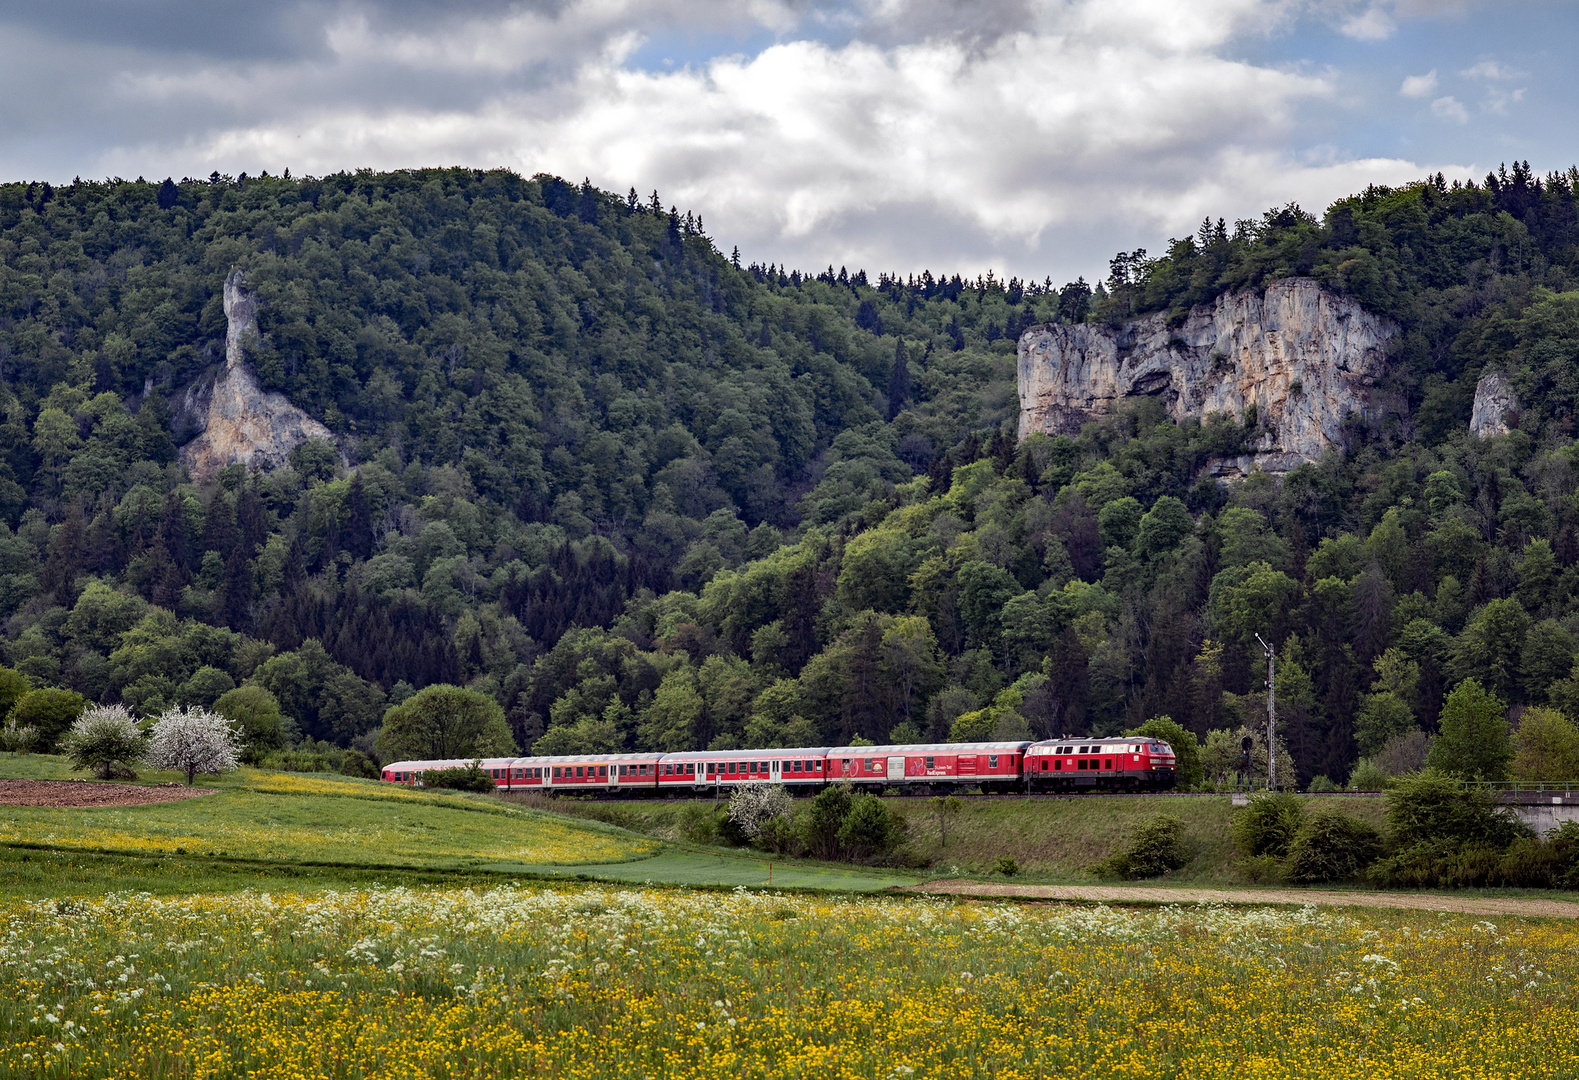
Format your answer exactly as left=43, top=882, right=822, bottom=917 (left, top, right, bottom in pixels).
left=909, top=880, right=1579, bottom=918
left=0, top=778, right=216, bottom=808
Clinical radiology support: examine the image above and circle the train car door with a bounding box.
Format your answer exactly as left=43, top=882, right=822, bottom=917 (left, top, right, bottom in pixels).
left=886, top=756, right=905, bottom=783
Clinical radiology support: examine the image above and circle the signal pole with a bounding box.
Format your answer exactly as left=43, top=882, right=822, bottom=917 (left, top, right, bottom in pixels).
left=1255, top=633, right=1276, bottom=791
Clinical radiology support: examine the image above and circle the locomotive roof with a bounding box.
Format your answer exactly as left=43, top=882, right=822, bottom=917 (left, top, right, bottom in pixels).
left=1029, top=738, right=1174, bottom=746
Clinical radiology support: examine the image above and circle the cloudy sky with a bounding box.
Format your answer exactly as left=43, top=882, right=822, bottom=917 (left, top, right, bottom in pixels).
left=1, top=0, right=1573, bottom=283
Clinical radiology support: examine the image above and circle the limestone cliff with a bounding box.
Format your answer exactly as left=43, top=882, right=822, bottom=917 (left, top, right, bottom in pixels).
left=1470, top=369, right=1519, bottom=438
left=1017, top=278, right=1397, bottom=473
left=177, top=270, right=333, bottom=481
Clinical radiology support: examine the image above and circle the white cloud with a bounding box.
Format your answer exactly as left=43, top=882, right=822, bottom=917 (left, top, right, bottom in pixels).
left=1458, top=58, right=1526, bottom=114
left=1431, top=94, right=1469, bottom=122
left=1399, top=69, right=1437, bottom=97
left=1460, top=59, right=1517, bottom=80
left=80, top=0, right=1463, bottom=280
left=1340, top=5, right=1396, bottom=39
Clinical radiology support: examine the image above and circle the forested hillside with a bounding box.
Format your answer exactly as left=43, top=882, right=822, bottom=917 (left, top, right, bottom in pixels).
left=2, top=164, right=1579, bottom=786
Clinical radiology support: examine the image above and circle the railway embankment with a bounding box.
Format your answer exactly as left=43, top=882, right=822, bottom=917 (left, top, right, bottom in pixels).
left=512, top=791, right=1392, bottom=885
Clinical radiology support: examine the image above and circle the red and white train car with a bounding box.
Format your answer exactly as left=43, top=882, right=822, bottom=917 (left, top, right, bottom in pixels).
left=657, top=749, right=832, bottom=793
left=824, top=742, right=1031, bottom=793
left=1023, top=737, right=1177, bottom=790
left=383, top=757, right=521, bottom=786
left=535, top=752, right=662, bottom=792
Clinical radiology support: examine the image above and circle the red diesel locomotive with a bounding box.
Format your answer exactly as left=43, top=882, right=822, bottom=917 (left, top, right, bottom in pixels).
left=381, top=737, right=1176, bottom=795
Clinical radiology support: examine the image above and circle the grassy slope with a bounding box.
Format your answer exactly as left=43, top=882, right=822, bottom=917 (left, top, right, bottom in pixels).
left=2, top=756, right=653, bottom=869
left=524, top=792, right=1392, bottom=884
left=0, top=756, right=917, bottom=895
left=890, top=794, right=1391, bottom=883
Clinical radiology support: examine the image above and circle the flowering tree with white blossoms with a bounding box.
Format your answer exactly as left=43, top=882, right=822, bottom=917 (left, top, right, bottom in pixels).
left=61, top=704, right=145, bottom=779
left=145, top=706, right=241, bottom=786
left=727, top=784, right=793, bottom=839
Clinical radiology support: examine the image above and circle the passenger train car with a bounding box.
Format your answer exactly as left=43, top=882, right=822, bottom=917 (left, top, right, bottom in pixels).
left=382, top=737, right=1176, bottom=795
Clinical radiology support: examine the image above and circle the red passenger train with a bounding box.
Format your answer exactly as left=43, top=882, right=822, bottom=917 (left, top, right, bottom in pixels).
left=381, top=737, right=1177, bottom=795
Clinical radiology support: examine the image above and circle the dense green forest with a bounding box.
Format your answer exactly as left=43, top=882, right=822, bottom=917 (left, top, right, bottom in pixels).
left=2, top=163, right=1579, bottom=787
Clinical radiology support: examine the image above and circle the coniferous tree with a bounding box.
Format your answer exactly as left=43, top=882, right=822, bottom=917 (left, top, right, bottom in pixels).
left=886, top=338, right=911, bottom=420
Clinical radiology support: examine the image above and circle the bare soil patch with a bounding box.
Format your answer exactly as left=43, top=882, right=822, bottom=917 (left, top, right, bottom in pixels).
left=0, top=779, right=216, bottom=809
left=909, top=880, right=1579, bottom=918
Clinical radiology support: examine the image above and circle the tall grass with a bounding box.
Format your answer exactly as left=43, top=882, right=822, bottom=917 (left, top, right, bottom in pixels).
left=4, top=884, right=1577, bottom=1078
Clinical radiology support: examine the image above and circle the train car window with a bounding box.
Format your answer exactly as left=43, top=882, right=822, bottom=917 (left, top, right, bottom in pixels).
left=989, top=755, right=998, bottom=769
left=573, top=766, right=582, bottom=778
left=1041, top=759, right=1049, bottom=771
left=1054, top=760, right=1062, bottom=771
left=925, top=756, right=934, bottom=769
left=599, top=765, right=608, bottom=777
left=1105, top=758, right=1113, bottom=769
left=687, top=763, right=695, bottom=775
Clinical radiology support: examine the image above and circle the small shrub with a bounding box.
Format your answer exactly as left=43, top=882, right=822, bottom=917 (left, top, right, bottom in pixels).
left=1386, top=769, right=1526, bottom=850
left=1493, top=837, right=1560, bottom=888
left=1230, top=792, right=1305, bottom=858
left=1546, top=821, right=1579, bottom=889
left=755, top=813, right=801, bottom=856
left=1236, top=853, right=1285, bottom=884
left=11, top=688, right=86, bottom=753
left=1093, top=815, right=1191, bottom=879
left=677, top=802, right=718, bottom=845
left=0, top=717, right=39, bottom=753
left=1306, top=775, right=1338, bottom=793
left=60, top=704, right=145, bottom=780
left=799, top=784, right=854, bottom=860
left=1348, top=758, right=1388, bottom=791
left=421, top=761, right=496, bottom=792
left=1285, top=811, right=1382, bottom=883
left=837, top=793, right=906, bottom=861
left=995, top=856, right=1020, bottom=877
left=338, top=749, right=377, bottom=779
left=715, top=810, right=752, bottom=847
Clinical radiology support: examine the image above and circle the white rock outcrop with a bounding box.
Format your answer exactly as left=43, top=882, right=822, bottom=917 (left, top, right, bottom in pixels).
left=1470, top=369, right=1519, bottom=438
left=1017, top=278, right=1396, bottom=473
left=177, top=270, right=334, bottom=482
